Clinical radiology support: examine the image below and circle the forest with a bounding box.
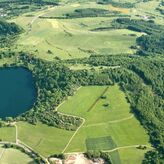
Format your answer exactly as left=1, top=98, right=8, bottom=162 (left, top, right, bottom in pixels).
left=0, top=20, right=22, bottom=47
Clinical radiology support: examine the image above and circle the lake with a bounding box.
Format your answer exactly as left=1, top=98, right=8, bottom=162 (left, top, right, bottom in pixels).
left=0, top=67, right=37, bottom=119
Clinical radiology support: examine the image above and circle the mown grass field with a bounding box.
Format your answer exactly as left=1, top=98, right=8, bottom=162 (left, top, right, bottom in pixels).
left=17, top=122, right=74, bottom=157
left=16, top=85, right=151, bottom=163
left=0, top=127, right=16, bottom=142
left=59, top=85, right=132, bottom=124
left=119, top=147, right=151, bottom=164
left=58, top=85, right=150, bottom=154
left=0, top=145, right=35, bottom=164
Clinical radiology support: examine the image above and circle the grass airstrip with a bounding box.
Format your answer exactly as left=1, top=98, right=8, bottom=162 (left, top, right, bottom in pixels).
left=15, top=85, right=151, bottom=164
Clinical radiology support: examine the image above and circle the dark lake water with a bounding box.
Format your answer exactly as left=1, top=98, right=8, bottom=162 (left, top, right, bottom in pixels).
left=0, top=67, right=37, bottom=119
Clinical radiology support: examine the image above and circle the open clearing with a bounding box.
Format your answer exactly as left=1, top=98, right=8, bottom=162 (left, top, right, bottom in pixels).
left=0, top=145, right=35, bottom=164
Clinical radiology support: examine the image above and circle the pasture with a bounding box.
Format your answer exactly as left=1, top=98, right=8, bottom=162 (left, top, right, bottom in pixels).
left=16, top=122, right=74, bottom=157
left=119, top=147, right=151, bottom=164
left=0, top=127, right=16, bottom=142
left=58, top=85, right=150, bottom=153
left=14, top=85, right=151, bottom=163
left=0, top=145, right=35, bottom=164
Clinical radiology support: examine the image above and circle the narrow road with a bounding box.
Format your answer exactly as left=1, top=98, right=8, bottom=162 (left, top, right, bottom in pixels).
left=18, top=140, right=50, bottom=164
left=102, top=144, right=154, bottom=153
left=0, top=148, right=5, bottom=161
left=14, top=123, right=18, bottom=144
left=62, top=117, right=85, bottom=153
left=28, top=6, right=56, bottom=32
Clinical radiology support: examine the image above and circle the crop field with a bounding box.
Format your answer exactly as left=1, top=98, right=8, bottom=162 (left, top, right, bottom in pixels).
left=0, top=145, right=35, bottom=164
left=108, top=150, right=121, bottom=164
left=12, top=1, right=143, bottom=60
left=17, top=122, right=74, bottom=157
left=86, top=136, right=116, bottom=151
left=0, top=127, right=16, bottom=142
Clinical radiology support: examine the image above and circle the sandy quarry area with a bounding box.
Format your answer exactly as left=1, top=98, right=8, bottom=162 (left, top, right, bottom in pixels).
left=49, top=153, right=105, bottom=164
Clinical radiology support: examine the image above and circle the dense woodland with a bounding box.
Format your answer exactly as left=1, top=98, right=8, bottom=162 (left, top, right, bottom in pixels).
left=97, top=0, right=135, bottom=8
left=65, top=8, right=120, bottom=18
left=0, top=20, right=22, bottom=47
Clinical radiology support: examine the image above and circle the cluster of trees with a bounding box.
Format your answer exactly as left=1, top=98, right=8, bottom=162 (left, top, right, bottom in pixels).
left=0, top=51, right=17, bottom=59
left=0, top=0, right=59, bottom=5
left=111, top=18, right=164, bottom=56
left=156, top=7, right=164, bottom=15
left=97, top=0, right=135, bottom=8
left=0, top=0, right=59, bottom=19
left=85, top=150, right=112, bottom=164
left=0, top=20, right=23, bottom=47
left=65, top=8, right=120, bottom=19
left=0, top=20, right=22, bottom=36
left=16, top=53, right=84, bottom=130
left=128, top=60, right=164, bottom=98
left=19, top=110, right=82, bottom=131
left=112, top=18, right=164, bottom=35
left=136, top=33, right=164, bottom=55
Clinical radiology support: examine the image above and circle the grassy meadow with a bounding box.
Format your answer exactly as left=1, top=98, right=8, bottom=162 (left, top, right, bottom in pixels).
left=0, top=145, right=35, bottom=164
left=15, top=85, right=151, bottom=163
left=17, top=122, right=74, bottom=157
left=0, top=127, right=16, bottom=142
left=12, top=1, right=143, bottom=60
left=58, top=85, right=150, bottom=154
left=118, top=147, right=152, bottom=164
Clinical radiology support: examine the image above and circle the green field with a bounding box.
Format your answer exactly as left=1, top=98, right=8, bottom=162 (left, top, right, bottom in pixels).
left=109, top=150, right=121, bottom=164
left=15, top=85, right=151, bottom=162
left=0, top=127, right=16, bottom=142
left=58, top=85, right=150, bottom=154
left=12, top=1, right=143, bottom=60
left=86, top=136, right=116, bottom=151
left=17, top=122, right=74, bottom=157
left=0, top=145, right=35, bottom=164
left=119, top=147, right=151, bottom=164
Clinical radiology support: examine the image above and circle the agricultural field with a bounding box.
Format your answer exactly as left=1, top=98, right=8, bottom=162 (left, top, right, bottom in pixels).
left=16, top=122, right=74, bottom=157
left=0, top=145, right=35, bottom=164
left=12, top=1, right=143, bottom=60
left=58, top=85, right=151, bottom=160
left=14, top=85, right=151, bottom=163
left=119, top=147, right=150, bottom=164
left=0, top=127, right=16, bottom=142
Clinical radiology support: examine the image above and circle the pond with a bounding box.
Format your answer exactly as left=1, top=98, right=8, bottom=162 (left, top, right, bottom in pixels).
left=0, top=67, right=37, bottom=119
